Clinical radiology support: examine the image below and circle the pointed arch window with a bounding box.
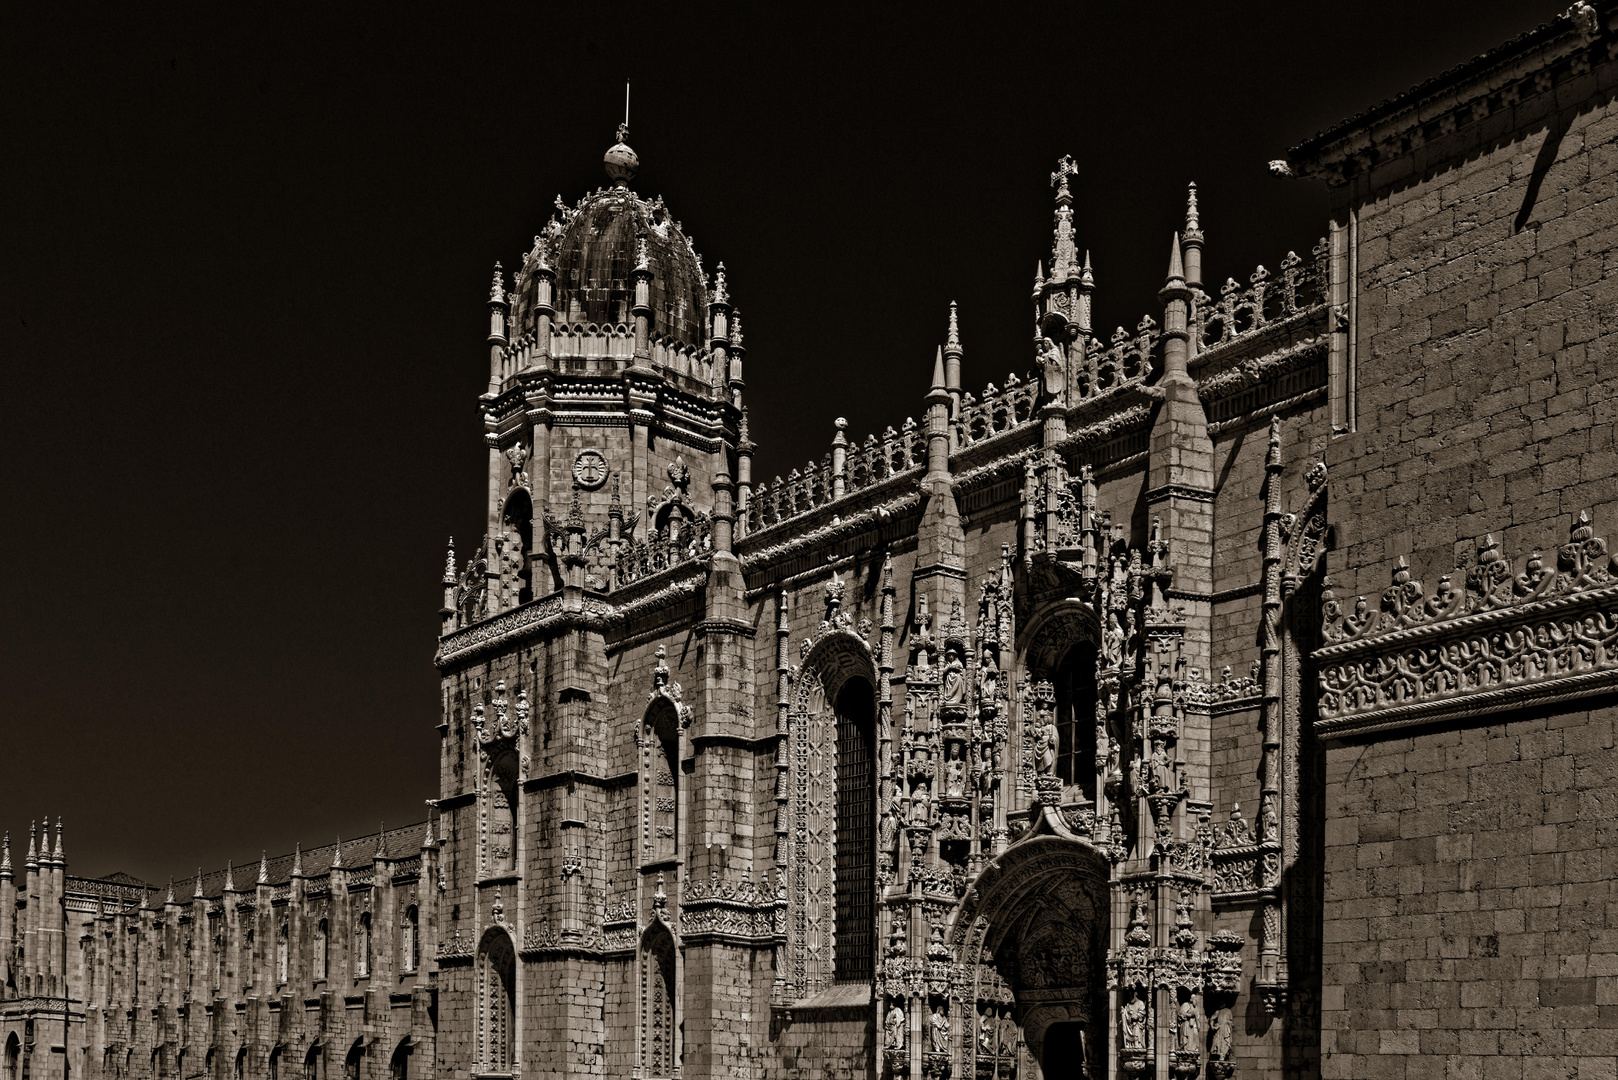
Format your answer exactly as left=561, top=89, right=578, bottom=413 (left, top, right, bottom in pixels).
left=833, top=676, right=875, bottom=984
left=303, top=1045, right=322, bottom=1080
left=313, top=920, right=328, bottom=981
left=478, top=932, right=515, bottom=1072
left=401, top=906, right=419, bottom=973
left=498, top=490, right=535, bottom=609
left=267, top=1047, right=280, bottom=1080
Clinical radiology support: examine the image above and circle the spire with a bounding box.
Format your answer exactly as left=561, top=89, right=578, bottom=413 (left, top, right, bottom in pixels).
left=292, top=844, right=303, bottom=877
left=165, top=878, right=175, bottom=905
left=193, top=870, right=204, bottom=898
left=25, top=821, right=35, bottom=867
left=946, top=301, right=960, bottom=352
left=331, top=838, right=343, bottom=869
left=712, top=263, right=729, bottom=306
left=442, top=538, right=457, bottom=586
left=224, top=861, right=235, bottom=892
left=931, top=345, right=947, bottom=393
left=489, top=262, right=505, bottom=305
left=1081, top=251, right=1094, bottom=287
left=258, top=851, right=268, bottom=884
left=1166, top=231, right=1185, bottom=285
left=1, top=833, right=12, bottom=879
left=375, top=825, right=388, bottom=859
left=1182, top=183, right=1205, bottom=290
left=52, top=818, right=62, bottom=863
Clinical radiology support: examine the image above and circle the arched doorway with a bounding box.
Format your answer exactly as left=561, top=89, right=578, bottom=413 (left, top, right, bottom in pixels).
left=477, top=930, right=516, bottom=1072
left=953, top=836, right=1110, bottom=1080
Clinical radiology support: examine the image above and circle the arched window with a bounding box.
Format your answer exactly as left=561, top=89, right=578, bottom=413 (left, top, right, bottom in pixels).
left=343, top=1041, right=363, bottom=1080
left=1054, top=642, right=1099, bottom=802
left=355, top=914, right=371, bottom=978
left=303, top=1045, right=321, bottom=1080
left=498, top=490, right=535, bottom=608
left=640, top=926, right=677, bottom=1078
left=267, top=1047, right=280, bottom=1080
left=477, top=932, right=515, bottom=1071
left=388, top=1041, right=410, bottom=1080
left=276, top=922, right=289, bottom=984
left=401, top=907, right=418, bottom=973
left=176, top=1049, right=185, bottom=1080
left=313, top=920, right=328, bottom=980
left=235, top=1048, right=246, bottom=1080
left=486, top=752, right=518, bottom=874
left=5, top=1034, right=17, bottom=1080
left=833, top=676, right=876, bottom=984
left=645, top=701, right=680, bottom=863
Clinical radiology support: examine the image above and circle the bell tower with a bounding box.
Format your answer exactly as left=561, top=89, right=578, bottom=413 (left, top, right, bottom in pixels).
left=444, top=128, right=748, bottom=627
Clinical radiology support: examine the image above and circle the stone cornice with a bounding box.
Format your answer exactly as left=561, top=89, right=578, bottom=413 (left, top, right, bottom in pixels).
left=1286, top=5, right=1605, bottom=186
left=1315, top=518, right=1618, bottom=738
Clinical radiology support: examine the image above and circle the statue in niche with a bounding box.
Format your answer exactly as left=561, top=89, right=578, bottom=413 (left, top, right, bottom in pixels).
left=886, top=1003, right=906, bottom=1051
left=911, top=782, right=932, bottom=824
left=1034, top=709, right=1059, bottom=775
left=1039, top=336, right=1066, bottom=398
left=1177, top=998, right=1199, bottom=1054
left=931, top=1004, right=950, bottom=1053
left=1209, top=1006, right=1233, bottom=1061
left=946, top=744, right=966, bottom=797
left=979, top=1010, right=994, bottom=1054
left=879, top=783, right=900, bottom=854
left=941, top=647, right=968, bottom=706
left=977, top=646, right=1000, bottom=707
left=999, top=1010, right=1018, bottom=1058
left=1121, top=995, right=1147, bottom=1050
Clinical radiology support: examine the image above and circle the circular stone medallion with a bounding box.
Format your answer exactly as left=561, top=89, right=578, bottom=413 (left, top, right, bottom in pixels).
left=573, top=449, right=609, bottom=490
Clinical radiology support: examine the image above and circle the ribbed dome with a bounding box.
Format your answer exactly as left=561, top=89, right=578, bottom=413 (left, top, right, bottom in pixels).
left=511, top=149, right=710, bottom=351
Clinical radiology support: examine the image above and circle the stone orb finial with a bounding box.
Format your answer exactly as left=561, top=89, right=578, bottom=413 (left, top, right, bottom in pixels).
left=605, top=128, right=639, bottom=185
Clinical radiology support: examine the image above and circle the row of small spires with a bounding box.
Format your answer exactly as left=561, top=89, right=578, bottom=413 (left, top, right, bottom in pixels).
left=152, top=820, right=437, bottom=905
left=0, top=819, right=66, bottom=875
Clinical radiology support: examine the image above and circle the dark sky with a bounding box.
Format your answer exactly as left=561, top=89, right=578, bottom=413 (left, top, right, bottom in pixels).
left=3, top=2, right=1557, bottom=883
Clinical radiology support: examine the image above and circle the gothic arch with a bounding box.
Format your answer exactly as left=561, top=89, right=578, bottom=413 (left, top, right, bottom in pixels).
left=1016, top=602, right=1106, bottom=813
left=951, top=836, right=1111, bottom=1080
left=498, top=488, right=535, bottom=607
left=788, top=629, right=880, bottom=1000
left=639, top=922, right=679, bottom=1079
left=477, top=926, right=517, bottom=1073
left=642, top=696, right=682, bottom=864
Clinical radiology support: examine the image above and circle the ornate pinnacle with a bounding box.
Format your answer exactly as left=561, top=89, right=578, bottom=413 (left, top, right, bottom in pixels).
left=568, top=483, right=585, bottom=530
left=946, top=301, right=960, bottom=353
left=331, top=838, right=342, bottom=869
left=25, top=821, right=35, bottom=866
left=732, top=310, right=743, bottom=348
left=194, top=870, right=203, bottom=898
left=1166, top=232, right=1185, bottom=284
left=634, top=234, right=650, bottom=273
left=442, top=538, right=457, bottom=586
left=712, top=262, right=729, bottom=306
left=258, top=852, right=268, bottom=884
left=376, top=825, right=388, bottom=859
left=1, top=833, right=10, bottom=878
left=1185, top=182, right=1202, bottom=240
left=1050, top=154, right=1076, bottom=204
left=224, top=861, right=235, bottom=892
left=489, top=262, right=505, bottom=305
left=1081, top=250, right=1094, bottom=288
left=52, top=818, right=62, bottom=862
left=165, top=878, right=175, bottom=904
left=292, top=844, right=302, bottom=877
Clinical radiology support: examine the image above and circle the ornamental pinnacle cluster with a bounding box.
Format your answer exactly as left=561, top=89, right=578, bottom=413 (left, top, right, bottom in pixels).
left=12, top=7, right=1618, bottom=1080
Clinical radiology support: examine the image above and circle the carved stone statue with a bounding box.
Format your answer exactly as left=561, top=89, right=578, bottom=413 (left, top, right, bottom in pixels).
left=946, top=744, right=966, bottom=797
left=1034, top=710, right=1059, bottom=775
left=1259, top=793, right=1279, bottom=843
left=1224, top=803, right=1251, bottom=846
left=1177, top=998, right=1199, bottom=1054
left=999, top=1011, right=1018, bottom=1058
left=1210, top=1006, right=1233, bottom=1061
left=941, top=647, right=968, bottom=706
left=979, top=1011, right=994, bottom=1054
left=977, top=647, right=1000, bottom=709
left=911, top=782, right=932, bottom=824
left=1040, top=336, right=1066, bottom=398
left=930, top=1004, right=950, bottom=1053
left=1121, top=995, right=1147, bottom=1050
left=889, top=912, right=907, bottom=956
left=886, top=1003, right=906, bottom=1051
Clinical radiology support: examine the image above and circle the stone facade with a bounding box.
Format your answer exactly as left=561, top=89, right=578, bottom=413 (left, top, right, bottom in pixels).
left=9, top=7, right=1618, bottom=1080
